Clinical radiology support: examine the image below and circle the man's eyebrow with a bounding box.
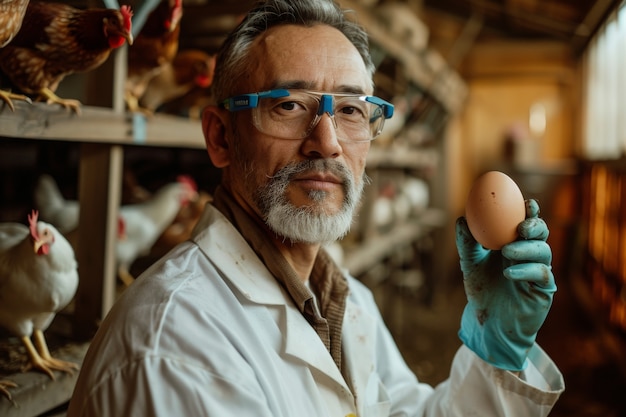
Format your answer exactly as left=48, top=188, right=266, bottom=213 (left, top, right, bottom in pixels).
left=334, top=85, right=367, bottom=95
left=270, top=80, right=315, bottom=90
left=269, top=80, right=366, bottom=95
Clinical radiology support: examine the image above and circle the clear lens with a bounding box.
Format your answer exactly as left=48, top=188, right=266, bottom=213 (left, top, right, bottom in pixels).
left=251, top=91, right=388, bottom=142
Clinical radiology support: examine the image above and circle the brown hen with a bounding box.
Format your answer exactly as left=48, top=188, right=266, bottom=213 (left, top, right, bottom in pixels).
left=0, top=0, right=29, bottom=47
left=0, top=1, right=133, bottom=114
left=125, top=0, right=183, bottom=114
left=139, top=48, right=215, bottom=113
left=0, top=0, right=31, bottom=111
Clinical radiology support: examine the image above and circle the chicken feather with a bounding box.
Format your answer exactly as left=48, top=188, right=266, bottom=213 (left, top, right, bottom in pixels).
left=139, top=48, right=215, bottom=113
left=0, top=0, right=31, bottom=111
left=126, top=0, right=183, bottom=114
left=0, top=0, right=30, bottom=48
left=0, top=1, right=133, bottom=114
left=32, top=174, right=198, bottom=286
left=34, top=174, right=80, bottom=234
left=116, top=175, right=198, bottom=285
left=0, top=210, right=79, bottom=398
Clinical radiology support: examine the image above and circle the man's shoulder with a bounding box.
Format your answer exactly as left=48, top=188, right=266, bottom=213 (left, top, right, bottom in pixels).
left=129, top=240, right=230, bottom=306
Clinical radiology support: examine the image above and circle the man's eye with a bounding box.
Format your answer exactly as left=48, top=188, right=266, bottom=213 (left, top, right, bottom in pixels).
left=279, top=101, right=297, bottom=111
left=339, top=105, right=367, bottom=118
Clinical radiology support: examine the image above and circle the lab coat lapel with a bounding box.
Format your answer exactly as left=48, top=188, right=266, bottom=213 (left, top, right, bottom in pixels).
left=342, top=298, right=378, bottom=410
left=282, top=303, right=348, bottom=390
left=192, top=205, right=351, bottom=392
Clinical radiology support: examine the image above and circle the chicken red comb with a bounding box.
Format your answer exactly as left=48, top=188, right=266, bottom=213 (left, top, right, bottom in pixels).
left=177, top=175, right=197, bottom=191
left=117, top=216, right=126, bottom=239
left=195, top=74, right=212, bottom=88
left=165, top=0, right=183, bottom=30
left=120, top=5, right=133, bottom=31
left=28, top=210, right=40, bottom=240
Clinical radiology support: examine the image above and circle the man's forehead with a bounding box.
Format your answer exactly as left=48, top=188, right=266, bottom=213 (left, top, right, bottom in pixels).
left=267, top=79, right=368, bottom=95
left=244, top=24, right=372, bottom=93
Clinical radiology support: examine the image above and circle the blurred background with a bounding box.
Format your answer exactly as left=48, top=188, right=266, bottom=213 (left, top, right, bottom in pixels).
left=1, top=0, right=625, bottom=415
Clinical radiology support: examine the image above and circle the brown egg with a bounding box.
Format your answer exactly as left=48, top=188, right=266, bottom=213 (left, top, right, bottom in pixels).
left=465, top=171, right=526, bottom=250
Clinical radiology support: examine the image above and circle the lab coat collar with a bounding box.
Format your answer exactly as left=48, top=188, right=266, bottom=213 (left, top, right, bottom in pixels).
left=192, top=204, right=283, bottom=305
left=192, top=205, right=376, bottom=399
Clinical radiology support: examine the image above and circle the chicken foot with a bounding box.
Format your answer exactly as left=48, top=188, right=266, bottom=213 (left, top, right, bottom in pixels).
left=0, top=89, right=31, bottom=112
left=0, top=379, right=18, bottom=404
left=118, top=264, right=136, bottom=287
left=21, top=330, right=79, bottom=379
left=124, top=91, right=154, bottom=116
left=39, top=87, right=82, bottom=115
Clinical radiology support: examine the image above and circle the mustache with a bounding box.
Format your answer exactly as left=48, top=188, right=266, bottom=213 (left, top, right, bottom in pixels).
left=267, top=159, right=352, bottom=183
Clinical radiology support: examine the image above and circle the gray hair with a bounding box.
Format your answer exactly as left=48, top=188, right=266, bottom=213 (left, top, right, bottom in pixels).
left=211, top=0, right=375, bottom=103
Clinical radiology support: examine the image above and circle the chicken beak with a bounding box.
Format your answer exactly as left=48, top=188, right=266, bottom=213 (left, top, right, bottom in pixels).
left=125, top=32, right=134, bottom=46
left=33, top=239, right=48, bottom=255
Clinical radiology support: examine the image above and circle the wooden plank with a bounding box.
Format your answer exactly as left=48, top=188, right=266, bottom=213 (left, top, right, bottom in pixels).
left=0, top=342, right=88, bottom=417
left=339, top=0, right=433, bottom=86
left=343, top=209, right=446, bottom=276
left=367, top=146, right=440, bottom=170
left=339, top=0, right=467, bottom=112
left=0, top=102, right=204, bottom=149
left=461, top=40, right=575, bottom=78
left=72, top=144, right=123, bottom=339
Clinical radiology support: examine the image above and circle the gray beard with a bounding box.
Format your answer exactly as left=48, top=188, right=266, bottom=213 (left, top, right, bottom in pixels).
left=255, top=159, right=365, bottom=244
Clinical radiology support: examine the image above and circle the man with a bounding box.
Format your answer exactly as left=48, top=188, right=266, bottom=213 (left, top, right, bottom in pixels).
left=68, top=1, right=564, bottom=416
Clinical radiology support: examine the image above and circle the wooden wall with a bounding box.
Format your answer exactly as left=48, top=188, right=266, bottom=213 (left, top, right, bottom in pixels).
left=444, top=40, right=579, bottom=217
left=426, top=30, right=582, bottom=277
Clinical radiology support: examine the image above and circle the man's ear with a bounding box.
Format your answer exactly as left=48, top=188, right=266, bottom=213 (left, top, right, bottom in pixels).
left=202, top=105, right=231, bottom=168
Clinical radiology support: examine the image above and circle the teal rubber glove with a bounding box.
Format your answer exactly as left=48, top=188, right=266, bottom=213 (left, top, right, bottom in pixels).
left=456, top=199, right=556, bottom=371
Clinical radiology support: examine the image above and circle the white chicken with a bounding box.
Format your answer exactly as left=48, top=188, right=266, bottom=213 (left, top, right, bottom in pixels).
left=0, top=210, right=79, bottom=400
left=33, top=174, right=199, bottom=286
left=116, top=175, right=198, bottom=286
left=33, top=174, right=80, bottom=234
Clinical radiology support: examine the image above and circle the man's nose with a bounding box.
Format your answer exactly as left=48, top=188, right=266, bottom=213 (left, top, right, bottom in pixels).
left=301, top=113, right=343, bottom=158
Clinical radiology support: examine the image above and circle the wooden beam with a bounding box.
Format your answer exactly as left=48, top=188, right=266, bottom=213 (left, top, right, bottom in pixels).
left=571, top=0, right=621, bottom=53
left=343, top=209, right=446, bottom=277
left=73, top=144, right=123, bottom=339
left=467, top=0, right=577, bottom=39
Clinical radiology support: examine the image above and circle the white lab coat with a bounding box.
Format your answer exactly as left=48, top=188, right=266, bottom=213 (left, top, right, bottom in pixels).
left=68, top=205, right=564, bottom=417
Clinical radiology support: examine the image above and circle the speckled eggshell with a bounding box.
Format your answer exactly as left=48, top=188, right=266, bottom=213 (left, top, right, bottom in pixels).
left=465, top=171, right=526, bottom=250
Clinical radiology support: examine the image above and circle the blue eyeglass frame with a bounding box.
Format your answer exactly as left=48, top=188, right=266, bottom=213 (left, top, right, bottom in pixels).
left=220, top=89, right=395, bottom=120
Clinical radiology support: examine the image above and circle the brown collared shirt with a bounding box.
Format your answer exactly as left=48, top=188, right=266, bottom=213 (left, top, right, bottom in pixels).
left=211, top=186, right=349, bottom=370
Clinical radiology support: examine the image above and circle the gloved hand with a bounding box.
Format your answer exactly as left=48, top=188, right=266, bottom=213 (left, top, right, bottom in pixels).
left=456, top=199, right=556, bottom=371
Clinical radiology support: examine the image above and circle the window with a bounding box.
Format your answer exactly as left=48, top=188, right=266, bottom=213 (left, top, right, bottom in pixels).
left=582, top=2, right=626, bottom=159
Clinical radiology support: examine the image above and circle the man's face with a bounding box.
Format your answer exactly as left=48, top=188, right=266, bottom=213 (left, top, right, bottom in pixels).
left=224, top=24, right=373, bottom=243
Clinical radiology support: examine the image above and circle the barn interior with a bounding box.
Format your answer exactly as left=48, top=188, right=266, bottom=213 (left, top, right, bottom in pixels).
left=1, top=0, right=625, bottom=415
